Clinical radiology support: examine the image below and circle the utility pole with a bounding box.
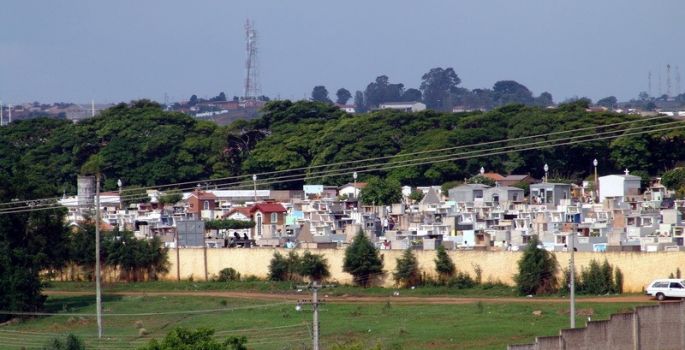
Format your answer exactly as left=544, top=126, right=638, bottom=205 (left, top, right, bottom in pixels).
left=569, top=224, right=576, bottom=329
left=95, top=173, right=103, bottom=338
left=7, top=104, right=11, bottom=124
left=297, top=282, right=324, bottom=350
left=0, top=100, right=3, bottom=126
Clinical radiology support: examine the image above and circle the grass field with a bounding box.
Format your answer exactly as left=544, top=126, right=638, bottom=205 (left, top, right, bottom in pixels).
left=0, top=290, right=650, bottom=350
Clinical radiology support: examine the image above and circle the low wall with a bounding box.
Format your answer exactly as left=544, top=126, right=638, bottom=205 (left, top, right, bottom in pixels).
left=508, top=301, right=685, bottom=350
left=162, top=249, right=685, bottom=292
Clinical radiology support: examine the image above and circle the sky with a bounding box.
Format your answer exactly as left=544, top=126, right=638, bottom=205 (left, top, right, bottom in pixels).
left=1, top=0, right=684, bottom=104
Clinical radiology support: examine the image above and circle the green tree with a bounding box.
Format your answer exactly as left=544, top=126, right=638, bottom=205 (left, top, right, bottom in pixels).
left=393, top=248, right=421, bottom=288
left=353, top=90, right=365, bottom=112
left=534, top=92, right=554, bottom=107
left=596, top=96, right=617, bottom=109
left=420, top=67, right=461, bottom=111
left=138, top=327, right=247, bottom=350
left=364, top=75, right=404, bottom=108
left=311, top=85, right=332, bottom=103
left=159, top=189, right=183, bottom=208
left=336, top=88, right=352, bottom=105
left=298, top=251, right=331, bottom=282
left=267, top=252, right=289, bottom=281
left=409, top=189, right=424, bottom=203
left=343, top=230, right=384, bottom=287
left=466, top=175, right=495, bottom=187
left=402, top=88, right=423, bottom=102
left=434, top=244, right=456, bottom=283
left=493, top=80, right=534, bottom=106
left=514, top=236, right=558, bottom=295
left=359, top=177, right=402, bottom=205
left=661, top=168, right=685, bottom=192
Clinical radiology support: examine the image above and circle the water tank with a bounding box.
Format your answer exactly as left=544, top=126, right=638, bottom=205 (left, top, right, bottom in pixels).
left=77, top=175, right=95, bottom=208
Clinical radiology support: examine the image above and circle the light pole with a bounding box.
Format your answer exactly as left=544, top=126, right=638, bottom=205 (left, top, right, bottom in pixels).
left=353, top=171, right=358, bottom=200
left=544, top=163, right=549, bottom=183
left=117, top=179, right=123, bottom=211
left=480, top=166, right=485, bottom=176
left=252, top=174, right=257, bottom=203
left=593, top=159, right=598, bottom=203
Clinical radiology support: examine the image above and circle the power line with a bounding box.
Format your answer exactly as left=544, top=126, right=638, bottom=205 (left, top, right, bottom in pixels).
left=0, top=114, right=670, bottom=209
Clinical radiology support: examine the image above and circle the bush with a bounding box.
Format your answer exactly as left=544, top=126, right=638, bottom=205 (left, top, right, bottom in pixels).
left=42, top=334, right=85, bottom=350
left=298, top=251, right=330, bottom=282
left=215, top=268, right=240, bottom=282
left=393, top=249, right=421, bottom=288
left=514, top=236, right=558, bottom=295
left=446, top=272, right=476, bottom=289
left=577, top=259, right=619, bottom=295
left=343, top=230, right=384, bottom=287
left=268, top=252, right=289, bottom=281
left=138, top=327, right=248, bottom=350
left=268, top=251, right=303, bottom=281
left=434, top=245, right=455, bottom=283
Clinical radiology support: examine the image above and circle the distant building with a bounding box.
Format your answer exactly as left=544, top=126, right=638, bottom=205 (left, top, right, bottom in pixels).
left=599, top=173, right=641, bottom=203
left=378, top=102, right=426, bottom=112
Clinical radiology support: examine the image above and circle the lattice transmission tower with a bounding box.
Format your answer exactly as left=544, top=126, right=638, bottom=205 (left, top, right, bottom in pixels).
left=243, top=19, right=261, bottom=100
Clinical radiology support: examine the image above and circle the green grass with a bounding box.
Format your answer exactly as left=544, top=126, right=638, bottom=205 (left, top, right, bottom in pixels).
left=46, top=280, right=517, bottom=298
left=0, top=293, right=649, bottom=350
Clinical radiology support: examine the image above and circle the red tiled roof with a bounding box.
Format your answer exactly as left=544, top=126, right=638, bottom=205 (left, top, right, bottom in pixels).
left=225, top=207, right=252, bottom=218
left=250, top=202, right=286, bottom=214
left=190, top=190, right=217, bottom=200
left=483, top=172, right=505, bottom=181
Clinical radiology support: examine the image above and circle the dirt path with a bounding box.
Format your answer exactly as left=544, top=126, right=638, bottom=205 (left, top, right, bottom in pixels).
left=44, top=290, right=657, bottom=304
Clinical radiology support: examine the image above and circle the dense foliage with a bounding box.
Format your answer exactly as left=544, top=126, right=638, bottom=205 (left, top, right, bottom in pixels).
left=1, top=99, right=684, bottom=197
left=204, top=219, right=255, bottom=230
left=515, top=236, right=559, bottom=295
left=343, top=231, right=384, bottom=287
left=139, top=327, right=247, bottom=350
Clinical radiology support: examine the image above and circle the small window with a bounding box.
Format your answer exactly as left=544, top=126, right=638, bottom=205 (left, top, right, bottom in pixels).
left=670, top=282, right=683, bottom=289
left=203, top=201, right=209, bottom=210
left=271, top=213, right=278, bottom=222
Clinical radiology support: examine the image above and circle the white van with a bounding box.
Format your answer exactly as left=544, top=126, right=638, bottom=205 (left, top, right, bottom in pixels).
left=646, top=279, right=685, bottom=301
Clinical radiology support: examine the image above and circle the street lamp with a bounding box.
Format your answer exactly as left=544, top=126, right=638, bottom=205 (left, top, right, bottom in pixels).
left=117, top=179, right=123, bottom=211
left=593, top=159, right=598, bottom=203
left=252, top=174, right=257, bottom=203
left=353, top=171, right=358, bottom=198
left=543, top=163, right=549, bottom=183
left=480, top=166, right=485, bottom=176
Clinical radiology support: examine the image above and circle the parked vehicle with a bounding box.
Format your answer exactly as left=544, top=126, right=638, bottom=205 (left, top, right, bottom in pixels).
left=645, top=279, right=685, bottom=301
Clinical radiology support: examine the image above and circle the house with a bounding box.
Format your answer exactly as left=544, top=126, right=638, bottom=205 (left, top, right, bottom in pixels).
left=599, top=173, right=641, bottom=203
left=530, top=183, right=572, bottom=206
left=186, top=190, right=217, bottom=220
left=448, top=184, right=490, bottom=203
left=378, top=102, right=426, bottom=112
left=223, top=207, right=254, bottom=239
left=338, top=183, right=367, bottom=199
left=250, top=202, right=287, bottom=239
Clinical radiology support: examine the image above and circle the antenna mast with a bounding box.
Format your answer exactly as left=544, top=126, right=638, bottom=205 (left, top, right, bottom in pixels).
left=667, top=64, right=672, bottom=97
left=648, top=71, right=652, bottom=96
left=243, top=19, right=260, bottom=100
left=676, top=66, right=681, bottom=96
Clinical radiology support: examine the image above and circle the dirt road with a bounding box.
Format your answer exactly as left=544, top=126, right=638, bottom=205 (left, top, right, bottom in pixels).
left=45, top=290, right=657, bottom=304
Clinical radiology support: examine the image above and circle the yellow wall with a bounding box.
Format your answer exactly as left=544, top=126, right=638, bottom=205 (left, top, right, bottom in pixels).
left=163, top=248, right=685, bottom=292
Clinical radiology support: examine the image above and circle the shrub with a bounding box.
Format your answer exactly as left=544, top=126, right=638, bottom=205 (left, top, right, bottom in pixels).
left=514, top=236, right=558, bottom=295
left=268, top=252, right=289, bottom=281
left=215, top=268, right=241, bottom=282
left=138, top=327, right=248, bottom=350
left=393, top=248, right=421, bottom=288
left=298, top=251, right=330, bottom=282
left=42, top=334, right=85, bottom=350
left=343, top=230, right=384, bottom=287
left=447, top=272, right=476, bottom=289
left=434, top=244, right=455, bottom=283
left=614, top=267, right=624, bottom=294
